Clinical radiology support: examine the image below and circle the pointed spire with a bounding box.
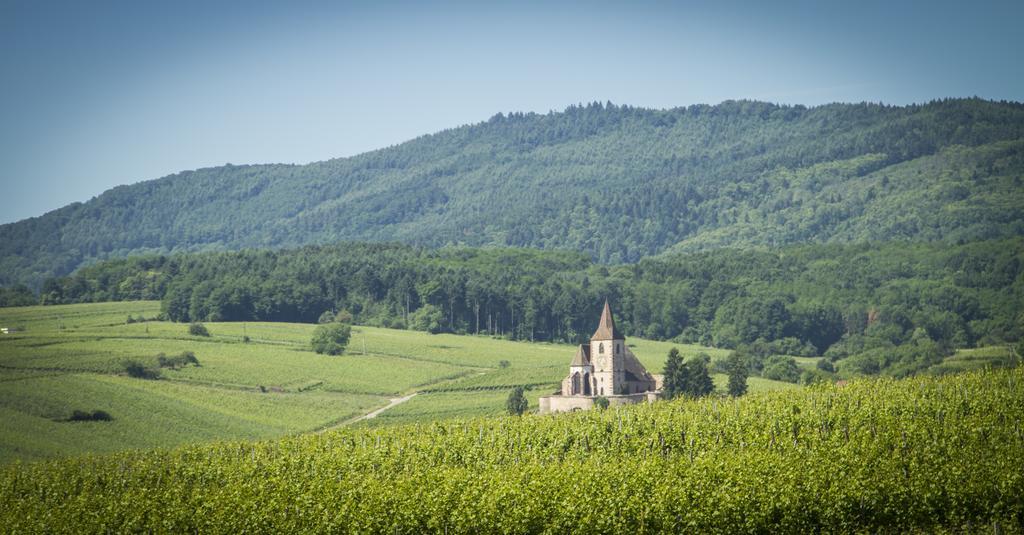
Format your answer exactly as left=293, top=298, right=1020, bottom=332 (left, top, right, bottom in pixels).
left=591, top=299, right=624, bottom=341
left=570, top=344, right=590, bottom=366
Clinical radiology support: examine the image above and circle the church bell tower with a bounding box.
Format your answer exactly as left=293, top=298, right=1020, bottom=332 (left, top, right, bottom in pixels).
left=590, top=299, right=625, bottom=396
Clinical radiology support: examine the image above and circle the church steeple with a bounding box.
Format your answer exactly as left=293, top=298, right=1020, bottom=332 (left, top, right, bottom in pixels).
left=591, top=299, right=624, bottom=341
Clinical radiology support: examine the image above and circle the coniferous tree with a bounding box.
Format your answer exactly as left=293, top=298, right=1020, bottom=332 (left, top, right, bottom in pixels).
left=662, top=347, right=685, bottom=399
left=726, top=351, right=749, bottom=397
left=684, top=353, right=715, bottom=397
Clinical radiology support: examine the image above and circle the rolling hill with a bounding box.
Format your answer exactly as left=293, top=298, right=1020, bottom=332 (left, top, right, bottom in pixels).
left=3, top=98, right=1024, bottom=288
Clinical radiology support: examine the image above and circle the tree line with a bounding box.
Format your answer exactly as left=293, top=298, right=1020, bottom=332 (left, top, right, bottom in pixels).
left=35, top=237, right=1023, bottom=377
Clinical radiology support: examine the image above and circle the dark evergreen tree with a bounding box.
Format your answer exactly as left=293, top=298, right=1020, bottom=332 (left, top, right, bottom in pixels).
left=661, top=348, right=685, bottom=399
left=726, top=351, right=748, bottom=397
left=684, top=354, right=715, bottom=398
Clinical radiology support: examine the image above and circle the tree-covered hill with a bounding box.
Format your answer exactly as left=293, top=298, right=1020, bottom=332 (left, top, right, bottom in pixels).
left=3, top=98, right=1024, bottom=288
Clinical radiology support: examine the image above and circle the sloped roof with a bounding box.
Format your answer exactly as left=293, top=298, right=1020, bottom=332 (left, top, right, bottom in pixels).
left=570, top=344, right=591, bottom=367
left=623, top=347, right=653, bottom=380
left=591, top=299, right=624, bottom=341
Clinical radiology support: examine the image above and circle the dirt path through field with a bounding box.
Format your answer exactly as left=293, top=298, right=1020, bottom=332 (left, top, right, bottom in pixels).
left=323, top=393, right=418, bottom=431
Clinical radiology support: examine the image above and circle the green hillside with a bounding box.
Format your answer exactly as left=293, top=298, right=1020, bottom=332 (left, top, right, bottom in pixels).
left=2, top=368, right=1020, bottom=533
left=0, top=301, right=773, bottom=463
left=3, top=98, right=1023, bottom=289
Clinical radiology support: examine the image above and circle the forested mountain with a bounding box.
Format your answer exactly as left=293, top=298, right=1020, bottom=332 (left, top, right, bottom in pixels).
left=2, top=98, right=1023, bottom=289
left=42, top=238, right=1024, bottom=377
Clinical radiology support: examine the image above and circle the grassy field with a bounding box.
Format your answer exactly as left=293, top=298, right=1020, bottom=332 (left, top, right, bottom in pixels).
left=929, top=345, right=1020, bottom=374
left=0, top=301, right=795, bottom=463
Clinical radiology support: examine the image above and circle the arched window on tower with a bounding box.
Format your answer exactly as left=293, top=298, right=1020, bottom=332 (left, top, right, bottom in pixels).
left=598, top=343, right=604, bottom=354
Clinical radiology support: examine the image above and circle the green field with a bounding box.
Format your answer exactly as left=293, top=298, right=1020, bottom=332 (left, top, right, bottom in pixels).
left=0, top=302, right=796, bottom=463
left=1, top=368, right=1020, bottom=533
left=929, top=345, right=1020, bottom=375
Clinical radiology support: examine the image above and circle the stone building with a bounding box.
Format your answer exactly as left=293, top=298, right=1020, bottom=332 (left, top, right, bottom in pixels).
left=539, top=300, right=660, bottom=414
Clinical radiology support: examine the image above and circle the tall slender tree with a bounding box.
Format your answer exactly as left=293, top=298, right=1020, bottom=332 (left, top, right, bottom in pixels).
left=726, top=351, right=749, bottom=397
left=662, top=347, right=685, bottom=399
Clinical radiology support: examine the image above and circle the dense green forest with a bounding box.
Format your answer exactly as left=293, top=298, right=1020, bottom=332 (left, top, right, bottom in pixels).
left=41, top=238, right=1024, bottom=377
left=3, top=98, right=1023, bottom=289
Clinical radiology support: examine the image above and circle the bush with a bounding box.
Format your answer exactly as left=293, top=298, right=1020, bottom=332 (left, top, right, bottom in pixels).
left=122, top=359, right=161, bottom=379
left=317, top=310, right=336, bottom=324
left=498, top=360, right=511, bottom=369
left=188, top=323, right=210, bottom=337
left=801, top=369, right=832, bottom=385
left=593, top=396, right=610, bottom=410
left=157, top=351, right=200, bottom=369
left=311, top=322, right=351, bottom=355
left=762, top=355, right=801, bottom=383
left=410, top=304, right=445, bottom=334
left=334, top=309, right=354, bottom=324
left=506, top=387, right=528, bottom=415
left=67, top=409, right=113, bottom=422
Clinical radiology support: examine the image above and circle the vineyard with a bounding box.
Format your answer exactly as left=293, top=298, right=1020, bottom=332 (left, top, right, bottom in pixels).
left=0, top=302, right=795, bottom=463
left=1, top=368, right=1021, bottom=533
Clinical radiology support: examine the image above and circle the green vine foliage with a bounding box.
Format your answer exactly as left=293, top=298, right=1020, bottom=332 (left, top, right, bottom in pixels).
left=1, top=368, right=1021, bottom=532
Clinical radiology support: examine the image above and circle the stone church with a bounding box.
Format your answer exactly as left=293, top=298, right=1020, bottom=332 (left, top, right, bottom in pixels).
left=539, top=300, right=661, bottom=413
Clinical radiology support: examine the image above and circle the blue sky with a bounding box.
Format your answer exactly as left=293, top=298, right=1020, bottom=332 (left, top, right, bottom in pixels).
left=1, top=0, right=1021, bottom=223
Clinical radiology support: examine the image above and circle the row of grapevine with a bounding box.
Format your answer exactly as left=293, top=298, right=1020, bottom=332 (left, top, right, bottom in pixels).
left=1, top=368, right=1021, bottom=533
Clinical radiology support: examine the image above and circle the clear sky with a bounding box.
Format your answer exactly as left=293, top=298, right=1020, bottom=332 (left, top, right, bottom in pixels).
left=1, top=0, right=1021, bottom=224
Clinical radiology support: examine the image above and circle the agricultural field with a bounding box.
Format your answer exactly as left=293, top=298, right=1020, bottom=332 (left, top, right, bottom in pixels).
left=1, top=368, right=1020, bottom=532
left=0, top=301, right=794, bottom=463
left=929, top=345, right=1019, bottom=375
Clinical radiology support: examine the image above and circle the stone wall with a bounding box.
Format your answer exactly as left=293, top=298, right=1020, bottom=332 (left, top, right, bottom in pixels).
left=538, top=392, right=662, bottom=414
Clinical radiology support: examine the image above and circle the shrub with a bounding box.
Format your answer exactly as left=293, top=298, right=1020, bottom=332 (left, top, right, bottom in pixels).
left=188, top=323, right=210, bottom=337
left=122, top=359, right=161, bottom=380
left=410, top=304, right=445, bottom=334
left=763, top=355, right=801, bottom=383
left=67, top=410, right=113, bottom=422
left=311, top=323, right=351, bottom=355
left=67, top=407, right=112, bottom=420
left=498, top=360, right=511, bottom=369
left=593, top=396, right=610, bottom=410
left=317, top=310, right=336, bottom=324
left=506, top=387, right=528, bottom=415
left=157, top=351, right=200, bottom=369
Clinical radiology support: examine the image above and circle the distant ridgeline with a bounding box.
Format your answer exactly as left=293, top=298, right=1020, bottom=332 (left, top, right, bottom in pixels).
left=38, top=238, right=1024, bottom=377
left=2, top=98, right=1024, bottom=289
